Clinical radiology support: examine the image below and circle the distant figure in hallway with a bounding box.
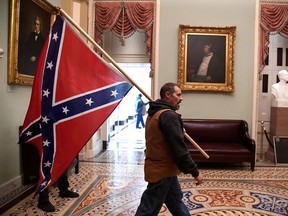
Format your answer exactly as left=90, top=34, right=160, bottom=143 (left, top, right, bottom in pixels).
left=271, top=69, right=288, bottom=100
left=135, top=94, right=148, bottom=129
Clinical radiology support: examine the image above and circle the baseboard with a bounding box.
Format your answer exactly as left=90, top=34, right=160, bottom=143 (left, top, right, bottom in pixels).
left=0, top=175, right=22, bottom=197
left=0, top=176, right=36, bottom=215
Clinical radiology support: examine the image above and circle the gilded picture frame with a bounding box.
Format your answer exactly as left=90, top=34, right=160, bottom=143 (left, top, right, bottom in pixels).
left=178, top=25, right=236, bottom=92
left=8, top=0, right=56, bottom=85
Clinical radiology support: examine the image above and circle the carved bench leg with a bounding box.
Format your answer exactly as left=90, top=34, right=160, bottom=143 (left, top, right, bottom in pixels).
left=251, top=160, right=255, bottom=172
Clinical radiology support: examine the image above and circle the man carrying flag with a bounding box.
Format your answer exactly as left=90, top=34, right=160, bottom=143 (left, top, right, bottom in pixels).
left=19, top=14, right=132, bottom=211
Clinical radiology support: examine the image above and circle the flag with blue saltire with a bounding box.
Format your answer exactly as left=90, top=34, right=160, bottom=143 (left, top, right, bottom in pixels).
left=19, top=15, right=132, bottom=193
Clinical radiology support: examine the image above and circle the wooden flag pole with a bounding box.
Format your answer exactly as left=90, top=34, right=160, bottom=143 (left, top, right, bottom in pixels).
left=57, top=8, right=209, bottom=159
left=183, top=130, right=209, bottom=159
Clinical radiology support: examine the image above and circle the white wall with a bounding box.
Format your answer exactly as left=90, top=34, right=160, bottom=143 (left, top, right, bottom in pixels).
left=0, top=0, right=28, bottom=190
left=158, top=0, right=255, bottom=128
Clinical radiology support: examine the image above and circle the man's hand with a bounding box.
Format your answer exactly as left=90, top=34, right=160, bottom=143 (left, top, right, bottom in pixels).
left=195, top=172, right=203, bottom=186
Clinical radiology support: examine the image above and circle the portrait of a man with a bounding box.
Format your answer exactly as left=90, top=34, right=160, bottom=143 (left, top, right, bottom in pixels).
left=186, top=35, right=226, bottom=83
left=17, top=0, right=51, bottom=76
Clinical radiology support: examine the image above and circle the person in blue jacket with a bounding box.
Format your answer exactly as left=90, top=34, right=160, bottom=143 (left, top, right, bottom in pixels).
left=135, top=94, right=148, bottom=129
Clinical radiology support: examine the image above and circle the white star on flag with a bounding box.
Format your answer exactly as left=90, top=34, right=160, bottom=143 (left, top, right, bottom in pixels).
left=44, top=161, right=52, bottom=167
left=47, top=61, right=54, bottom=70
left=25, top=131, right=32, bottom=136
left=42, top=116, right=49, bottom=124
left=111, top=89, right=119, bottom=98
left=41, top=181, right=47, bottom=187
left=62, top=106, right=69, bottom=115
left=43, top=89, right=50, bottom=97
left=43, top=139, right=51, bottom=147
left=53, top=32, right=58, bottom=42
left=85, top=98, right=94, bottom=106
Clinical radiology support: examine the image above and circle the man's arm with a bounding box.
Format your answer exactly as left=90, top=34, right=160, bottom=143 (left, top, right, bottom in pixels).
left=159, top=111, right=200, bottom=178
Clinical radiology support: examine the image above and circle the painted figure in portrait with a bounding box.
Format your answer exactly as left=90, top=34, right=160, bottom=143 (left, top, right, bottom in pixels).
left=186, top=36, right=226, bottom=83
left=17, top=0, right=51, bottom=76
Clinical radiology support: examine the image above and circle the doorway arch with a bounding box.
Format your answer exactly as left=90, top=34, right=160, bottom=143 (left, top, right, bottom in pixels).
left=92, top=0, right=159, bottom=155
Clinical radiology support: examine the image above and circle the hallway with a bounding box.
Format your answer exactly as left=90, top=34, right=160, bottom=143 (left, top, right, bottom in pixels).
left=1, top=122, right=288, bottom=215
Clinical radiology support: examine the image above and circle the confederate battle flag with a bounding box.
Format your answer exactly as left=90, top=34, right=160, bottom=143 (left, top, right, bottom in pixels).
left=19, top=15, right=132, bottom=193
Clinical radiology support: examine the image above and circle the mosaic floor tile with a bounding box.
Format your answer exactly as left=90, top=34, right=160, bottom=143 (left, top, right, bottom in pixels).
left=2, top=123, right=288, bottom=215
left=3, top=161, right=288, bottom=216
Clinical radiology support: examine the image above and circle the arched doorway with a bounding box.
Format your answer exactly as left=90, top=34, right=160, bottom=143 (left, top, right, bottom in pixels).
left=93, top=0, right=157, bottom=152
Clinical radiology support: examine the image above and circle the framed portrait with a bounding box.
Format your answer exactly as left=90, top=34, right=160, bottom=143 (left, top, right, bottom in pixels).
left=178, top=25, right=236, bottom=92
left=8, top=0, right=56, bottom=85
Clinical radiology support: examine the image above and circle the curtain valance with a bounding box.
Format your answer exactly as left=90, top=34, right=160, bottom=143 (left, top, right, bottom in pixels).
left=259, top=3, right=288, bottom=73
left=94, top=2, right=155, bottom=61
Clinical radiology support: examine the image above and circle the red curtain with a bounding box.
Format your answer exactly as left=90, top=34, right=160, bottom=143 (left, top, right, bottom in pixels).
left=259, top=3, right=288, bottom=73
left=94, top=1, right=155, bottom=73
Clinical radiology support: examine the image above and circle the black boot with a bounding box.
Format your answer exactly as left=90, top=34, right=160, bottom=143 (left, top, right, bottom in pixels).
left=59, top=189, right=79, bottom=198
left=37, top=201, right=56, bottom=212
left=38, top=188, right=56, bottom=212
left=58, top=171, right=79, bottom=198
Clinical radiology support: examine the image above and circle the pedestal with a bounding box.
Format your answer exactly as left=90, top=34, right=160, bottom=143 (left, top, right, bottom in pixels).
left=266, top=106, right=288, bottom=161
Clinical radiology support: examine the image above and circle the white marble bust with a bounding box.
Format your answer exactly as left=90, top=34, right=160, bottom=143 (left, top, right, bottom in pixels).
left=271, top=69, right=288, bottom=107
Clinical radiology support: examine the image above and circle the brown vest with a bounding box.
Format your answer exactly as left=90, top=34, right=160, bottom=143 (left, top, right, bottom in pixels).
left=144, top=109, right=181, bottom=183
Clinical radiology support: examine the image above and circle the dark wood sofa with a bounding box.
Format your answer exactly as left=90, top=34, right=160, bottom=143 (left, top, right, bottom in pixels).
left=182, top=119, right=256, bottom=171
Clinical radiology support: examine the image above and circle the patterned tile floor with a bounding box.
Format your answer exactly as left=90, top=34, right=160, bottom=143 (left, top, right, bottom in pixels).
left=1, top=122, right=288, bottom=216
